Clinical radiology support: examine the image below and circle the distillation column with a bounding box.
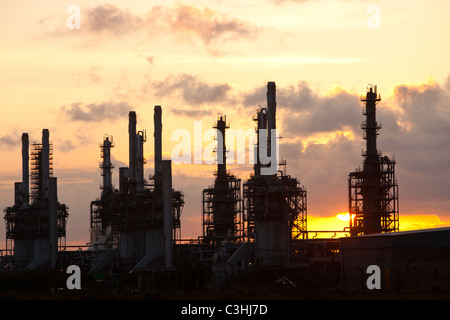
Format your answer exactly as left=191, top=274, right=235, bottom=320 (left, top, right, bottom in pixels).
left=154, top=105, right=162, bottom=189
left=361, top=86, right=382, bottom=234
left=349, top=85, right=399, bottom=236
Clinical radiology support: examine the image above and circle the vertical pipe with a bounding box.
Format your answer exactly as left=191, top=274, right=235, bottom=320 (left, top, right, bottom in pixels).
left=42, top=129, right=50, bottom=198
left=136, top=131, right=145, bottom=191
left=362, top=86, right=382, bottom=235
left=48, top=177, right=58, bottom=269
left=102, top=136, right=113, bottom=195
left=162, top=160, right=173, bottom=268
left=119, top=167, right=129, bottom=194
left=254, top=109, right=267, bottom=177
left=266, top=82, right=277, bottom=174
left=216, top=115, right=227, bottom=178
left=267, top=82, right=276, bottom=151
left=14, top=182, right=22, bottom=205
left=364, top=86, right=379, bottom=158
left=154, top=106, right=162, bottom=188
left=128, top=111, right=137, bottom=192
left=22, top=133, right=29, bottom=204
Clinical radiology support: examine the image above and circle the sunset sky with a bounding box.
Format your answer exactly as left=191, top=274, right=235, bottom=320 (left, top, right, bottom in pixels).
left=1, top=0, right=449, bottom=246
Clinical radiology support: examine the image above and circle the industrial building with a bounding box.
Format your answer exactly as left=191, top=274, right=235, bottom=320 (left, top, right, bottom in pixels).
left=348, top=85, right=399, bottom=236
left=3, top=130, right=69, bottom=271
left=1, top=82, right=449, bottom=297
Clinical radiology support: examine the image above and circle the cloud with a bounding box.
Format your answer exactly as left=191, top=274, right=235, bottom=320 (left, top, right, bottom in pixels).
left=383, top=78, right=450, bottom=193
left=146, top=73, right=232, bottom=106
left=0, top=134, right=19, bottom=149
left=160, top=4, right=258, bottom=46
left=60, top=101, right=131, bottom=122
left=87, top=66, right=104, bottom=83
left=145, top=56, right=155, bottom=65
left=269, top=0, right=312, bottom=4
left=265, top=83, right=363, bottom=137
left=49, top=3, right=258, bottom=47
left=84, top=4, right=143, bottom=37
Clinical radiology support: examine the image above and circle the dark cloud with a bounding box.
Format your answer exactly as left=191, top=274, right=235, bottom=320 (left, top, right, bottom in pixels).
left=276, top=83, right=363, bottom=136
left=0, top=134, right=19, bottom=149
left=162, top=4, right=258, bottom=45
left=148, top=73, right=232, bottom=106
left=63, top=3, right=257, bottom=48
left=60, top=101, right=131, bottom=122
left=243, top=82, right=361, bottom=137
left=85, top=4, right=143, bottom=36
left=382, top=79, right=450, bottom=206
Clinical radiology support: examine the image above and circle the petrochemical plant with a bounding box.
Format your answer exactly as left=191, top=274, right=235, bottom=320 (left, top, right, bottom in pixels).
left=2, top=82, right=450, bottom=296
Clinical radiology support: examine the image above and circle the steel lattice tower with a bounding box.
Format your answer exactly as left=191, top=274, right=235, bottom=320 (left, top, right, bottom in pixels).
left=349, top=85, right=399, bottom=236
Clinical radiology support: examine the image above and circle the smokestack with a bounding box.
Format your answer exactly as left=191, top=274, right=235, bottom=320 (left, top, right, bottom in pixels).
left=22, top=133, right=29, bottom=204
left=154, top=106, right=162, bottom=188
left=266, top=82, right=277, bottom=174
left=363, top=85, right=380, bottom=159
left=42, top=129, right=50, bottom=198
left=48, top=177, right=58, bottom=269
left=162, top=160, right=173, bottom=268
left=101, top=136, right=113, bottom=195
left=267, top=82, right=276, bottom=134
left=128, top=111, right=137, bottom=191
left=361, top=85, right=382, bottom=235
left=254, top=109, right=267, bottom=177
left=216, top=115, right=227, bottom=178
left=136, top=131, right=146, bottom=191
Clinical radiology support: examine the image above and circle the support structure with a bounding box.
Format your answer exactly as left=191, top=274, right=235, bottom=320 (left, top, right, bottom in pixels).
left=4, top=130, right=69, bottom=270
left=202, top=115, right=242, bottom=245
left=90, top=108, right=184, bottom=271
left=349, top=85, right=399, bottom=236
left=243, top=82, right=307, bottom=266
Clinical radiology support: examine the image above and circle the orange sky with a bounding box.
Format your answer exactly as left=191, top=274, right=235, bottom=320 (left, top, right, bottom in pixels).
left=1, top=0, right=450, bottom=246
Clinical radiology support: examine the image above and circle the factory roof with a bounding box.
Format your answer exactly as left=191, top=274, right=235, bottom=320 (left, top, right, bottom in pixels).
left=340, top=227, right=450, bottom=249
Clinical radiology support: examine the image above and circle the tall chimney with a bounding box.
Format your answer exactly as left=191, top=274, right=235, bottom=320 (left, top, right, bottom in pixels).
left=128, top=111, right=137, bottom=192
left=154, top=106, right=162, bottom=188
left=215, top=115, right=227, bottom=178
left=254, top=109, right=267, bottom=177
left=136, top=131, right=146, bottom=191
left=22, top=133, right=29, bottom=204
left=267, top=82, right=276, bottom=135
left=48, top=177, right=58, bottom=269
left=266, top=82, right=277, bottom=174
left=162, top=160, right=173, bottom=268
left=42, top=129, right=50, bottom=198
left=101, top=136, right=114, bottom=196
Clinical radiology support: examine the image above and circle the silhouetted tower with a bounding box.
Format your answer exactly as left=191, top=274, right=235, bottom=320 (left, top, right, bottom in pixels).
left=216, top=116, right=227, bottom=178
left=266, top=81, right=277, bottom=172
left=202, top=115, right=242, bottom=244
left=100, top=135, right=115, bottom=196
left=4, top=130, right=68, bottom=270
left=154, top=105, right=162, bottom=189
left=243, top=82, right=307, bottom=266
left=349, top=85, right=399, bottom=236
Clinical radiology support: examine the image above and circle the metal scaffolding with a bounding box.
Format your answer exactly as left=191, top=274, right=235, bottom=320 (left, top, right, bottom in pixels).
left=4, top=130, right=69, bottom=270
left=349, top=85, right=399, bottom=236
left=202, top=115, right=243, bottom=245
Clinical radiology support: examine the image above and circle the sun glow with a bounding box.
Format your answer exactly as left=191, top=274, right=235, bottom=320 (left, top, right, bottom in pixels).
left=336, top=212, right=353, bottom=222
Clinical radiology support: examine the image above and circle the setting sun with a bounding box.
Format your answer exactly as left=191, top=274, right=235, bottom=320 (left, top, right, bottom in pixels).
left=336, top=212, right=352, bottom=222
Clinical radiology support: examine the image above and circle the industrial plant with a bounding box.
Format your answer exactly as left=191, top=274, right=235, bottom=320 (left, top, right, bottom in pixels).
left=2, top=82, right=450, bottom=298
